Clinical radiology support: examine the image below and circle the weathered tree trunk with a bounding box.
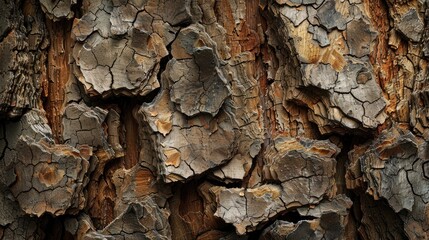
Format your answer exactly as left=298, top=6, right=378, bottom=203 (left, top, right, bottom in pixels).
left=0, top=0, right=428, bottom=239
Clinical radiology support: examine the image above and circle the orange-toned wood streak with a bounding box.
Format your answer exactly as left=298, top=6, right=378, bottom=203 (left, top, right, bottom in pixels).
left=44, top=19, right=73, bottom=143
left=122, top=103, right=139, bottom=169
left=364, top=0, right=404, bottom=131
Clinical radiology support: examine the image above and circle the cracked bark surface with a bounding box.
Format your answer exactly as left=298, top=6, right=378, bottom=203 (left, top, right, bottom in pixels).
left=1, top=0, right=429, bottom=239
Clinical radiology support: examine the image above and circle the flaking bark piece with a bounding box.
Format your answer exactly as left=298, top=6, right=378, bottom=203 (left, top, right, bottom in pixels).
left=10, top=136, right=91, bottom=217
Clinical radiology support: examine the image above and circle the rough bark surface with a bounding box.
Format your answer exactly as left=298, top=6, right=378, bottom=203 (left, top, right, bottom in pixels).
left=0, top=0, right=428, bottom=239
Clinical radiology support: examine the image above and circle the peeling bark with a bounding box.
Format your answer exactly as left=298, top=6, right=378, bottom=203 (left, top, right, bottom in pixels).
left=1, top=0, right=429, bottom=239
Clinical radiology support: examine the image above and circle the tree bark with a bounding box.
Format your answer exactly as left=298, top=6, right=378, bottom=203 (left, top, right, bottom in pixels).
left=0, top=0, right=428, bottom=239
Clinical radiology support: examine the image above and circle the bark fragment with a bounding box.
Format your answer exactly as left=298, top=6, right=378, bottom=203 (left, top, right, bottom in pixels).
left=0, top=0, right=47, bottom=119
left=211, top=136, right=339, bottom=234
left=266, top=0, right=387, bottom=133
left=139, top=76, right=237, bottom=182
left=348, top=126, right=429, bottom=239
left=260, top=195, right=352, bottom=240
left=0, top=110, right=91, bottom=217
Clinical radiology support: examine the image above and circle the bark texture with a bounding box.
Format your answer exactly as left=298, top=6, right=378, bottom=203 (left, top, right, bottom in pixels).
left=0, top=0, right=428, bottom=239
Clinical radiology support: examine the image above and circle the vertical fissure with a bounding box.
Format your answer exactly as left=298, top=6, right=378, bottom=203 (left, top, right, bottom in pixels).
left=43, top=18, right=73, bottom=143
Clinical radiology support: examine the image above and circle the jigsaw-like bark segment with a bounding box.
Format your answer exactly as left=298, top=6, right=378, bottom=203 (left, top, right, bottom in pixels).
left=348, top=126, right=429, bottom=239
left=1, top=110, right=91, bottom=218
left=211, top=136, right=339, bottom=234
left=0, top=0, right=47, bottom=119
left=260, top=195, right=353, bottom=240
left=264, top=0, right=387, bottom=133
left=139, top=71, right=237, bottom=182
